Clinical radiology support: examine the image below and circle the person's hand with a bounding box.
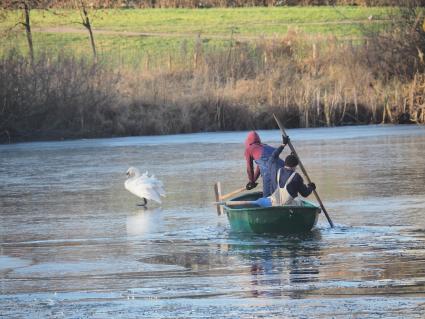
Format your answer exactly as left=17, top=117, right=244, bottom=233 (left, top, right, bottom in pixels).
left=282, top=135, right=290, bottom=145
left=246, top=182, right=258, bottom=190
left=308, top=182, right=316, bottom=191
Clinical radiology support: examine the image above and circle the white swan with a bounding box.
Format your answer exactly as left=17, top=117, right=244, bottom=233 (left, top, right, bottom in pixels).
left=125, top=167, right=165, bottom=206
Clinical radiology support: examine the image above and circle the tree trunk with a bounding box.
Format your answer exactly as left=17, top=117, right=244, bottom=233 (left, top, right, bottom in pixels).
left=23, top=3, right=34, bottom=64
left=86, top=22, right=97, bottom=61
left=80, top=1, right=97, bottom=61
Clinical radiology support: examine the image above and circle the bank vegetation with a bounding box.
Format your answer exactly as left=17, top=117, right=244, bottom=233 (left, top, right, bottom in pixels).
left=3, top=0, right=425, bottom=9
left=1, top=4, right=425, bottom=142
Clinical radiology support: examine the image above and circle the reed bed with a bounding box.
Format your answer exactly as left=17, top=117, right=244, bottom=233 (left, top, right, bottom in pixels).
left=1, top=26, right=424, bottom=143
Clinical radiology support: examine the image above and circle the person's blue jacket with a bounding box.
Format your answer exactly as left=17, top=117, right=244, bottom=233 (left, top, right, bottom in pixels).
left=266, top=144, right=285, bottom=195
left=252, top=144, right=282, bottom=197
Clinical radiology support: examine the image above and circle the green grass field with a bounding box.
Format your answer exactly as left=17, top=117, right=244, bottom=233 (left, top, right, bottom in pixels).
left=1, top=7, right=391, bottom=35
left=1, top=32, right=232, bottom=68
left=0, top=6, right=392, bottom=65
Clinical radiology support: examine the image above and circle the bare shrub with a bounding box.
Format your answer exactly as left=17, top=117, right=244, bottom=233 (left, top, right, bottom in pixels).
left=0, top=51, right=120, bottom=141
left=365, top=2, right=425, bottom=80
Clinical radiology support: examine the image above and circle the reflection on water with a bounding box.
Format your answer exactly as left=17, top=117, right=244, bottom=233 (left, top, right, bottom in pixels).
left=126, top=208, right=162, bottom=238
left=232, top=231, right=323, bottom=299
left=1, top=125, right=425, bottom=318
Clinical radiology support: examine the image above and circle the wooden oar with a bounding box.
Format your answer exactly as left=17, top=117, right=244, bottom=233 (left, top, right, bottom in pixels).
left=215, top=197, right=272, bottom=207
left=220, top=187, right=246, bottom=201
left=273, top=114, right=335, bottom=228
left=214, top=182, right=246, bottom=215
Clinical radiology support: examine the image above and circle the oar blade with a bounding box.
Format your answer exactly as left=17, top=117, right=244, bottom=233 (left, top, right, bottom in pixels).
left=214, top=182, right=224, bottom=215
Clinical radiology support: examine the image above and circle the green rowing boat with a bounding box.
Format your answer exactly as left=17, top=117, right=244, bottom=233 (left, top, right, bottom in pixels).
left=224, top=192, right=321, bottom=234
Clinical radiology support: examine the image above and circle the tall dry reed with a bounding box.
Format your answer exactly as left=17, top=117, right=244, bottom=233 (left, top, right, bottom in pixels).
left=1, top=29, right=424, bottom=143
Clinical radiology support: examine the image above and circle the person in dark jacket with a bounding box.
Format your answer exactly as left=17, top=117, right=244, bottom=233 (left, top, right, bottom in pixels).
left=244, top=131, right=289, bottom=197
left=269, top=154, right=316, bottom=206
left=267, top=143, right=286, bottom=195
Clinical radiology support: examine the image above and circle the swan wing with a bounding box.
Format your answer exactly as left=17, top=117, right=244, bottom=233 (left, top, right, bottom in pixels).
left=140, top=174, right=166, bottom=197
left=125, top=177, right=163, bottom=203
left=125, top=179, right=149, bottom=199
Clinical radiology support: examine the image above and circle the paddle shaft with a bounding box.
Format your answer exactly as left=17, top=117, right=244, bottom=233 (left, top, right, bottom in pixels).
left=273, top=114, right=334, bottom=228
left=220, top=187, right=246, bottom=201
left=215, top=200, right=256, bottom=206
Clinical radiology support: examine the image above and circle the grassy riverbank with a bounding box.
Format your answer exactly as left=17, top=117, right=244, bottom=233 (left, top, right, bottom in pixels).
left=1, top=7, right=390, bottom=62
left=0, top=7, right=390, bottom=35
left=1, top=6, right=424, bottom=143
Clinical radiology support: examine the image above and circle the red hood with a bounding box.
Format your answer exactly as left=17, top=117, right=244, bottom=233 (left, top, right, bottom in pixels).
left=245, top=131, right=261, bottom=147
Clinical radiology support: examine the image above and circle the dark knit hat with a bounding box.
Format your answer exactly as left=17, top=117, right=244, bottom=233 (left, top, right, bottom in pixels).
left=285, top=154, right=299, bottom=168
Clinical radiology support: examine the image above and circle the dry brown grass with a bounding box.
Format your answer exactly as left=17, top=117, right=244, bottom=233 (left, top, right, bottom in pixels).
left=1, top=25, right=425, bottom=143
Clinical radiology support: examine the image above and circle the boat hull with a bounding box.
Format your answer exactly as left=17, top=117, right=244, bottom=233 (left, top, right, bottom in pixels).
left=224, top=192, right=320, bottom=234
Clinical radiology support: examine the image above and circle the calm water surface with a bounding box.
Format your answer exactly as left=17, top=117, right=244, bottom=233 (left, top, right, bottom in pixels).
left=1, top=125, right=425, bottom=318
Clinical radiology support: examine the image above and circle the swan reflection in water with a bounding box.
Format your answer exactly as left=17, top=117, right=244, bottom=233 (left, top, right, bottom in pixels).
left=126, top=208, right=163, bottom=238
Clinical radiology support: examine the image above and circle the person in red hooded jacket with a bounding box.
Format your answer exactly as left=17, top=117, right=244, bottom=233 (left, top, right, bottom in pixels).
left=244, top=131, right=289, bottom=197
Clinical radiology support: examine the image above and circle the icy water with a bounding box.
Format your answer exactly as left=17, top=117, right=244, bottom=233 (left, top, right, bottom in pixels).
left=1, top=125, right=425, bottom=318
